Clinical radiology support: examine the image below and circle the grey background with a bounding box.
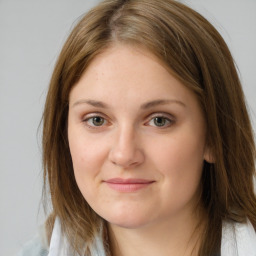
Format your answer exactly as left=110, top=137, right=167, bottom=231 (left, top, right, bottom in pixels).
left=0, top=0, right=255, bottom=255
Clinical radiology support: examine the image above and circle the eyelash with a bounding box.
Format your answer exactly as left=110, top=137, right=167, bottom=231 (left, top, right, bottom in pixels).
left=146, top=114, right=174, bottom=128
left=82, top=113, right=175, bottom=129
left=83, top=115, right=107, bottom=127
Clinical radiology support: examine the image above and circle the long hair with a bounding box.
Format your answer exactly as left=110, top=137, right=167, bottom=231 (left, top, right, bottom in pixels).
left=42, top=0, right=256, bottom=255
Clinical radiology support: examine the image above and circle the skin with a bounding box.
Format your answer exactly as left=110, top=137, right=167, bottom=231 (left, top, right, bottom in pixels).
left=68, top=44, right=213, bottom=256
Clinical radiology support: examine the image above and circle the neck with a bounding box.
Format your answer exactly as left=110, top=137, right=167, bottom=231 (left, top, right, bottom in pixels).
left=107, top=209, right=206, bottom=256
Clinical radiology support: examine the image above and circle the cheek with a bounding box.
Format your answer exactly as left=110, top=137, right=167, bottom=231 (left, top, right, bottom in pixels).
left=68, top=134, right=105, bottom=200
left=69, top=129, right=106, bottom=170
left=68, top=130, right=113, bottom=201
left=149, top=133, right=205, bottom=196
left=151, top=133, right=205, bottom=170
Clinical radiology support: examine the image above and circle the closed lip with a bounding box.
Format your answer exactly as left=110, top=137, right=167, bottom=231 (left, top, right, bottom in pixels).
left=104, top=178, right=155, bottom=184
left=104, top=178, right=155, bottom=192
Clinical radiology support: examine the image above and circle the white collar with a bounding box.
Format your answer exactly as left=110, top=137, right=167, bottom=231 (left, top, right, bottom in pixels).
left=221, top=219, right=256, bottom=256
left=48, top=218, right=106, bottom=256
left=48, top=218, right=256, bottom=256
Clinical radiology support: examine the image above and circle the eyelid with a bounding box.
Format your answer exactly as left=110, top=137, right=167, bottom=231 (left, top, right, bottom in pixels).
left=145, top=112, right=175, bottom=127
left=82, top=111, right=107, bottom=120
left=82, top=112, right=109, bottom=129
left=81, top=112, right=175, bottom=128
left=146, top=112, right=175, bottom=120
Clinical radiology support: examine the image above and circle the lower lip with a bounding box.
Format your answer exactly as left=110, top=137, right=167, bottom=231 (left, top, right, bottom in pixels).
left=105, top=182, right=153, bottom=192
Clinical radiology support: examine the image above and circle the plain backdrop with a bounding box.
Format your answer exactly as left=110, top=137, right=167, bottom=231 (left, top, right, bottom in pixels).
left=0, top=0, right=255, bottom=255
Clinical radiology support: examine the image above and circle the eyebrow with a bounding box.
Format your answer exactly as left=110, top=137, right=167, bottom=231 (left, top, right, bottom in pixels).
left=72, top=99, right=108, bottom=108
left=72, top=99, right=186, bottom=109
left=140, top=99, right=186, bottom=109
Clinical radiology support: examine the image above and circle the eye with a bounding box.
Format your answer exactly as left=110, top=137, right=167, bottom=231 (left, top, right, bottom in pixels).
left=147, top=115, right=174, bottom=128
left=153, top=117, right=168, bottom=127
left=84, top=116, right=107, bottom=127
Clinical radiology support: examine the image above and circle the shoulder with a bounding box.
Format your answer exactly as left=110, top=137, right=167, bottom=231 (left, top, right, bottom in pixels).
left=16, top=225, right=49, bottom=256
left=48, top=217, right=106, bottom=256
left=221, top=219, right=256, bottom=256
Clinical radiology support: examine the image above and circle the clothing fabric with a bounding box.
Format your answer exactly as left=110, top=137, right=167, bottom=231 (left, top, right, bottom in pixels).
left=17, top=218, right=256, bottom=256
left=221, top=220, right=256, bottom=255
left=48, top=218, right=105, bottom=256
left=16, top=225, right=49, bottom=256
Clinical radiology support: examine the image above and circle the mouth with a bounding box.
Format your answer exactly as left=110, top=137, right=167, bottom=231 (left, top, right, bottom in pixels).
left=104, top=178, right=155, bottom=192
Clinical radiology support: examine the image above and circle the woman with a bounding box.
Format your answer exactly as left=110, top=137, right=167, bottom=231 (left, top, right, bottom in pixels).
left=18, top=0, right=256, bottom=255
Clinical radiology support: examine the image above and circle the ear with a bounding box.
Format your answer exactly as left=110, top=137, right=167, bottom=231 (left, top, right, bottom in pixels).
left=204, top=145, right=215, bottom=164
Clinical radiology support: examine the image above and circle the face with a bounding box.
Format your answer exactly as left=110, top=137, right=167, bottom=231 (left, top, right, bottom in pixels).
left=68, top=44, right=212, bottom=229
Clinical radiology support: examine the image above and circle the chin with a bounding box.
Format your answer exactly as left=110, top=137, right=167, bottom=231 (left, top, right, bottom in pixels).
left=104, top=211, right=152, bottom=229
left=90, top=200, right=156, bottom=229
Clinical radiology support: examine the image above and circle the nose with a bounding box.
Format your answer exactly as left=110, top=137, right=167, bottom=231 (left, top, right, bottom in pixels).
left=108, top=126, right=145, bottom=169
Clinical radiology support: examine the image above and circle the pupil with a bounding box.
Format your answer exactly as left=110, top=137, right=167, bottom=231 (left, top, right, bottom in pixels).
left=93, top=117, right=104, bottom=126
left=154, top=117, right=165, bottom=126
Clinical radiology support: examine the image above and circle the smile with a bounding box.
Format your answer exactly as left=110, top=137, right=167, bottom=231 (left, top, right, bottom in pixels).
left=104, top=178, right=155, bottom=192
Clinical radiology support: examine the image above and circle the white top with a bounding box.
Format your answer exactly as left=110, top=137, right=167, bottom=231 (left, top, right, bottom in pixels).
left=221, top=219, right=256, bottom=256
left=18, top=218, right=256, bottom=256
left=48, top=218, right=105, bottom=256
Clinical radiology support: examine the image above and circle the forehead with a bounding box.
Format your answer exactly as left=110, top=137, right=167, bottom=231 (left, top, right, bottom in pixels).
left=69, top=44, right=200, bottom=111
left=82, top=44, right=167, bottom=80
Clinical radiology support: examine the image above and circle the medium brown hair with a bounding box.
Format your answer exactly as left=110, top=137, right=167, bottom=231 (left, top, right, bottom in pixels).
left=42, top=0, right=256, bottom=255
